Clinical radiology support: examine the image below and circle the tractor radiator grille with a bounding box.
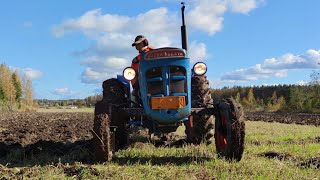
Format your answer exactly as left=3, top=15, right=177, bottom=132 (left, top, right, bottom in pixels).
left=169, top=66, right=186, bottom=94
left=146, top=67, right=163, bottom=95
left=146, top=66, right=187, bottom=96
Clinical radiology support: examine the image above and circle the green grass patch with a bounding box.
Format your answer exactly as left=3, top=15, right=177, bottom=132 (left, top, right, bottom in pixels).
left=1, top=121, right=319, bottom=179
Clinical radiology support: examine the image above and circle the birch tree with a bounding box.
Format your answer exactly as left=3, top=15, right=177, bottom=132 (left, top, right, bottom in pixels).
left=0, top=64, right=16, bottom=109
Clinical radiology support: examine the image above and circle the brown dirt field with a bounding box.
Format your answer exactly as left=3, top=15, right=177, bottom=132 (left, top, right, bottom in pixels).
left=245, top=112, right=320, bottom=126
left=0, top=111, right=319, bottom=168
left=0, top=112, right=94, bottom=166
left=0, top=112, right=93, bottom=146
left=1, top=111, right=318, bottom=147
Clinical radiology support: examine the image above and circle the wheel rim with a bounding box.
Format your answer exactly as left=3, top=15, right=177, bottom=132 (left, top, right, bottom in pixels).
left=217, top=111, right=228, bottom=151
left=217, top=131, right=227, bottom=151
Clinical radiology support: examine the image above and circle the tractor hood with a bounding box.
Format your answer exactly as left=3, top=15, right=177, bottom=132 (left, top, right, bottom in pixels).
left=138, top=48, right=192, bottom=124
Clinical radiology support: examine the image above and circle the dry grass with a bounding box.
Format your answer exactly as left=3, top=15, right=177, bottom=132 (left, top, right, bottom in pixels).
left=1, top=121, right=320, bottom=179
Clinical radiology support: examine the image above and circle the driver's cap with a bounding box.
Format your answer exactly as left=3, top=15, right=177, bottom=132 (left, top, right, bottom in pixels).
left=132, top=35, right=146, bottom=47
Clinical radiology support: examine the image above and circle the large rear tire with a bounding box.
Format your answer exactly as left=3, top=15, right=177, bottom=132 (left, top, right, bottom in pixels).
left=92, top=78, right=129, bottom=162
left=103, top=78, right=129, bottom=150
left=185, top=76, right=214, bottom=145
left=214, top=98, right=245, bottom=161
left=92, top=100, right=113, bottom=162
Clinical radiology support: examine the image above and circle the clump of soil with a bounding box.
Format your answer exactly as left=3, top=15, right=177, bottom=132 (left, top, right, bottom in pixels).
left=260, top=151, right=296, bottom=161
left=260, top=151, right=320, bottom=169
left=299, top=157, right=320, bottom=169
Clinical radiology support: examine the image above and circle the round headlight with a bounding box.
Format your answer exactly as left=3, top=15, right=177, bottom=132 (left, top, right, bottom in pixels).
left=123, top=67, right=136, bottom=81
left=193, top=62, right=207, bottom=76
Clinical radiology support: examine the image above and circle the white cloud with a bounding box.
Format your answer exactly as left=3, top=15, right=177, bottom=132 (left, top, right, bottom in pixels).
left=187, top=0, right=261, bottom=35
left=221, top=64, right=287, bottom=82
left=189, top=41, right=208, bottom=62
left=227, top=0, right=261, bottom=14
left=52, top=8, right=178, bottom=41
left=80, top=56, right=127, bottom=84
left=52, top=0, right=261, bottom=84
left=295, top=80, right=309, bottom=86
left=187, top=0, right=226, bottom=35
left=23, top=68, right=43, bottom=80
left=262, top=50, right=320, bottom=69
left=221, top=49, right=320, bottom=82
left=52, top=9, right=130, bottom=37
left=8, top=66, right=43, bottom=80
left=53, top=8, right=180, bottom=84
left=52, top=87, right=81, bottom=99
left=81, top=68, right=114, bottom=84
left=53, top=88, right=71, bottom=96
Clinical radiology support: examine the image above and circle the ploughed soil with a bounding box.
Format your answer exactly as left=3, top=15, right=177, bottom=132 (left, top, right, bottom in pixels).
left=245, top=112, right=320, bottom=126
left=0, top=112, right=93, bottom=146
left=0, top=112, right=94, bottom=166
left=0, top=112, right=319, bottom=168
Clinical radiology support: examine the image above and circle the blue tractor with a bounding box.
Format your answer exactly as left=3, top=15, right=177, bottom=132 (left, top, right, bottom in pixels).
left=92, top=3, right=245, bottom=162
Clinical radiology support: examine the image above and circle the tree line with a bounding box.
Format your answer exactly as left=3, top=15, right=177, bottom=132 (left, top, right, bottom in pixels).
left=0, top=64, right=34, bottom=111
left=36, top=95, right=102, bottom=108
left=212, top=84, right=320, bottom=113
left=33, top=94, right=102, bottom=109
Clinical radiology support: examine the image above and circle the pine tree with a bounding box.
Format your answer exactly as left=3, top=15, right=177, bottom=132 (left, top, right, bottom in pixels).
left=12, top=70, right=22, bottom=104
left=288, top=86, right=306, bottom=112
left=247, top=87, right=256, bottom=104
left=271, top=91, right=278, bottom=105
left=241, top=87, right=257, bottom=111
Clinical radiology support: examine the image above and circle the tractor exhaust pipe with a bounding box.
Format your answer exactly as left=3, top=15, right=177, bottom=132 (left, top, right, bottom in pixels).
left=181, top=2, right=188, bottom=51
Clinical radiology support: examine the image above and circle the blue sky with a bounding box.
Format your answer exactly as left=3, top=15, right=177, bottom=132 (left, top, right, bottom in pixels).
left=1, top=0, right=320, bottom=99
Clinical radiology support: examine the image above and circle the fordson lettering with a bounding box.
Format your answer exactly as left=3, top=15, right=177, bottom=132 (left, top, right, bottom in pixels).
left=145, top=49, right=185, bottom=60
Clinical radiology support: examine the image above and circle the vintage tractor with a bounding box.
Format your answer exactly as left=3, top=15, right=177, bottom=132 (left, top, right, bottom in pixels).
left=92, top=3, right=245, bottom=162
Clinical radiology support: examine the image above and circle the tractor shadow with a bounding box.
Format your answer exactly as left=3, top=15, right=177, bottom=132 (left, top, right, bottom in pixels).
left=0, top=140, right=95, bottom=168
left=0, top=138, right=214, bottom=167
left=114, top=139, right=214, bottom=166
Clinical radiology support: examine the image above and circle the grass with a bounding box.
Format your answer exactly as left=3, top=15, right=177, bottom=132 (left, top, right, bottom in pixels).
left=1, top=121, right=319, bottom=179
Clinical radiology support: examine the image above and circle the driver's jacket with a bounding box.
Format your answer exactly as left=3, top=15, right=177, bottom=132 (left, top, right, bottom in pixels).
left=131, top=47, right=152, bottom=85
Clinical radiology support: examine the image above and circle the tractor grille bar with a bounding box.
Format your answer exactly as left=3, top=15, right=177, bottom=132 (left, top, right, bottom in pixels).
left=146, top=67, right=164, bottom=95
left=169, top=66, right=186, bottom=95
left=146, top=66, right=187, bottom=106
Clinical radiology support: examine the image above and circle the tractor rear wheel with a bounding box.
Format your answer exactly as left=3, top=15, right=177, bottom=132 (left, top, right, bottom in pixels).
left=185, top=76, right=214, bottom=145
left=92, top=78, right=129, bottom=162
left=102, top=78, right=128, bottom=104
left=92, top=100, right=114, bottom=162
left=102, top=78, right=129, bottom=150
left=214, top=98, right=245, bottom=161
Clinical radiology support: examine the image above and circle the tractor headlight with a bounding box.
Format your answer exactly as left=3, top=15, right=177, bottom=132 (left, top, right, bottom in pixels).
left=123, top=67, right=136, bottom=81
left=193, top=62, right=207, bottom=76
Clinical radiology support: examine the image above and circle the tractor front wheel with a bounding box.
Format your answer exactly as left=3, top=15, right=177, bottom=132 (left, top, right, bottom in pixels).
left=185, top=76, right=214, bottom=145
left=214, top=98, right=245, bottom=161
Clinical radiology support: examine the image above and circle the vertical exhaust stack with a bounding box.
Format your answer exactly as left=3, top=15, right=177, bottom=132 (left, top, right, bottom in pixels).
left=181, top=2, right=188, bottom=51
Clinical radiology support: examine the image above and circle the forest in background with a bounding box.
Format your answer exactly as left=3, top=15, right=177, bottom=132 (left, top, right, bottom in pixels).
left=212, top=84, right=320, bottom=113
left=0, top=64, right=34, bottom=111
left=212, top=71, right=320, bottom=113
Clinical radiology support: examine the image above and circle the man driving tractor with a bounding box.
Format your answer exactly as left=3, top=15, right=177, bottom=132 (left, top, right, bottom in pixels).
left=131, top=35, right=154, bottom=86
